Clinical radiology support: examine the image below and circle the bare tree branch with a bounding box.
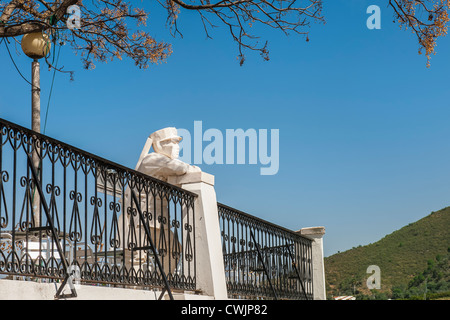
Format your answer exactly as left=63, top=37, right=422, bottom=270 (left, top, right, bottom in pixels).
left=0, top=0, right=448, bottom=68
left=388, top=0, right=450, bottom=67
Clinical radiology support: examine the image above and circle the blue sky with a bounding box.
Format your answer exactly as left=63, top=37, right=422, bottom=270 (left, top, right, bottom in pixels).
left=1, top=1, right=450, bottom=257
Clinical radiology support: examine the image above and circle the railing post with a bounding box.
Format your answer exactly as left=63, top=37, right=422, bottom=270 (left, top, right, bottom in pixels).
left=297, top=226, right=326, bottom=300
left=168, top=171, right=228, bottom=299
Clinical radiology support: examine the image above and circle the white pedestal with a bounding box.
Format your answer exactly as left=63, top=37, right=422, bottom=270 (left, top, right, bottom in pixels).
left=168, top=172, right=228, bottom=299
left=297, top=226, right=326, bottom=300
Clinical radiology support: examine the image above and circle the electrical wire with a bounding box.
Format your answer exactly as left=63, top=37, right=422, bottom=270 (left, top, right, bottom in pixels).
left=2, top=37, right=39, bottom=90
left=1, top=32, right=61, bottom=134
left=3, top=30, right=72, bottom=136
left=43, top=42, right=61, bottom=134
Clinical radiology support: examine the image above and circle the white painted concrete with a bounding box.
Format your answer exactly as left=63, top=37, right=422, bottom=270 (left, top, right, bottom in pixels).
left=168, top=172, right=228, bottom=300
left=297, top=226, right=326, bottom=300
left=0, top=279, right=213, bottom=300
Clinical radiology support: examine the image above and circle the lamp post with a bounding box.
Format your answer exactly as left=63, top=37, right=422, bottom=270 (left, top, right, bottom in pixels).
left=20, top=32, right=51, bottom=227
left=21, top=31, right=51, bottom=133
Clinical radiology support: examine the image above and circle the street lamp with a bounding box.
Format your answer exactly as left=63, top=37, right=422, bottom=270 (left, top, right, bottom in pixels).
left=21, top=31, right=51, bottom=134
left=20, top=31, right=51, bottom=227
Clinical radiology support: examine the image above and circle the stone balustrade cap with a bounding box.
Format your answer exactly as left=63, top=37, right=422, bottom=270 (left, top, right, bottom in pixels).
left=297, top=226, right=326, bottom=236
left=167, top=171, right=215, bottom=186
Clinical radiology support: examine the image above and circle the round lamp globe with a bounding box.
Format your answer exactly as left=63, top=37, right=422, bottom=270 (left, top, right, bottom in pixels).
left=21, top=32, right=51, bottom=59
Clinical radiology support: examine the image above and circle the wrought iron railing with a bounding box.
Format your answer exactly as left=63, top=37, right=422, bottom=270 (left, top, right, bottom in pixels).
left=0, top=118, right=197, bottom=296
left=218, top=203, right=313, bottom=300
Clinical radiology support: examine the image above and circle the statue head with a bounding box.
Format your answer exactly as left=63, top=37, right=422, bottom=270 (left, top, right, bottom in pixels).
left=150, top=127, right=182, bottom=159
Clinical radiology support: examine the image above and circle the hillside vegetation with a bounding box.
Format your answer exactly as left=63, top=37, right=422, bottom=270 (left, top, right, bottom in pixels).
left=325, top=207, right=450, bottom=299
left=391, top=250, right=450, bottom=300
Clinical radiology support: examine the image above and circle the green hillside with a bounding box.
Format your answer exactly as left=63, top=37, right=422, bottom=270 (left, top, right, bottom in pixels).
left=392, top=250, right=450, bottom=300
left=325, top=207, right=450, bottom=299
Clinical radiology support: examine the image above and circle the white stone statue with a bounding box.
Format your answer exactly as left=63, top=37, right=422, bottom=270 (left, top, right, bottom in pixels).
left=136, top=127, right=201, bottom=181
left=118, top=127, right=199, bottom=274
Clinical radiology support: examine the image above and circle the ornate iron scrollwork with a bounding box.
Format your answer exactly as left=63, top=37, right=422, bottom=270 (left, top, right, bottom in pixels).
left=218, top=202, right=313, bottom=300
left=0, top=118, right=197, bottom=292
